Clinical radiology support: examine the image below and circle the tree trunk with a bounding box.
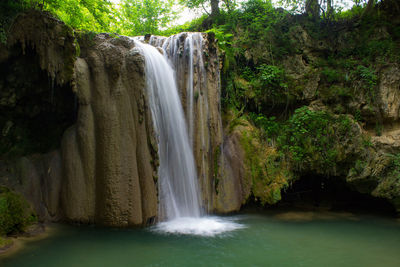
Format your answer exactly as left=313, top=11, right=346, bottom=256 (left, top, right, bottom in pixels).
left=362, top=0, right=375, bottom=16
left=305, top=0, right=320, bottom=20
left=211, top=0, right=219, bottom=17
left=327, top=0, right=333, bottom=19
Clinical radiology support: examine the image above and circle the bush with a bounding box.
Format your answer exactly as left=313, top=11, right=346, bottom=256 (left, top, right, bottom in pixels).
left=388, top=153, right=400, bottom=180
left=0, top=187, right=36, bottom=235
left=249, top=113, right=280, bottom=140
left=356, top=65, right=377, bottom=102
left=321, top=67, right=342, bottom=83
left=277, top=106, right=354, bottom=171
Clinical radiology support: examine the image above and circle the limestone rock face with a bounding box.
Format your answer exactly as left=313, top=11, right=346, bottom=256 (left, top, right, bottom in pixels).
left=0, top=12, right=158, bottom=226
left=0, top=151, right=63, bottom=221
left=7, top=10, right=77, bottom=85
left=60, top=34, right=158, bottom=226
left=378, top=64, right=400, bottom=121
left=346, top=139, right=400, bottom=212
left=214, top=125, right=250, bottom=212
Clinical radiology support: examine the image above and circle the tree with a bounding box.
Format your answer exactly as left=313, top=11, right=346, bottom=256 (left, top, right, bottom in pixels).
left=181, top=0, right=237, bottom=17
left=180, top=0, right=219, bottom=17
left=279, top=0, right=338, bottom=19
left=118, top=0, right=177, bottom=36
left=305, top=0, right=319, bottom=18
left=43, top=0, right=116, bottom=32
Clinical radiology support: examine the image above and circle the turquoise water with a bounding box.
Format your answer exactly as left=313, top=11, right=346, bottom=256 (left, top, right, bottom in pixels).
left=1, top=212, right=400, bottom=267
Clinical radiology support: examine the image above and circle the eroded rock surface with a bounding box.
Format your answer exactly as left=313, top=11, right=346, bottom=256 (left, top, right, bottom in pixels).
left=0, top=11, right=158, bottom=226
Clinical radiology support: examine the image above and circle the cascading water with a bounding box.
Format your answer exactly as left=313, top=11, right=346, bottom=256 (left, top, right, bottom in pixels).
left=133, top=36, right=244, bottom=236
left=133, top=40, right=201, bottom=220
left=161, top=33, right=212, bottom=211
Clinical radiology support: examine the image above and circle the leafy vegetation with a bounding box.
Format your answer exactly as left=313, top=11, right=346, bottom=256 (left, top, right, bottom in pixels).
left=0, top=187, right=37, bottom=236
left=1, top=0, right=179, bottom=40
left=118, top=0, right=177, bottom=35
left=249, top=107, right=358, bottom=174
left=279, top=108, right=351, bottom=167
left=388, top=153, right=400, bottom=180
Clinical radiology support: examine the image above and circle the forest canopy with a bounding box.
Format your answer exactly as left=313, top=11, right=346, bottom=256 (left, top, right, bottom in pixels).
left=1, top=0, right=396, bottom=38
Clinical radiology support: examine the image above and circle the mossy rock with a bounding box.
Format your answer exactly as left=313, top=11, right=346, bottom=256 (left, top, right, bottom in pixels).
left=239, top=120, right=293, bottom=206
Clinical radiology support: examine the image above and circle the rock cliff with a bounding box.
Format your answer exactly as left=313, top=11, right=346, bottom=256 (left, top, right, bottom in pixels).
left=0, top=11, right=158, bottom=226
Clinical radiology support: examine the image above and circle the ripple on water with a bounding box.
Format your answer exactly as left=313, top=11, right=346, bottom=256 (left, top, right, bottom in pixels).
left=152, top=216, right=246, bottom=237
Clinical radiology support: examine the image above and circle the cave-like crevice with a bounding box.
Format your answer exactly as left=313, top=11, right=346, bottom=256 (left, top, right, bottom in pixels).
left=279, top=174, right=397, bottom=216
left=0, top=44, right=77, bottom=158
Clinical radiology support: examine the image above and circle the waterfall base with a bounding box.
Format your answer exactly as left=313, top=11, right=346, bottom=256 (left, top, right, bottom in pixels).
left=152, top=217, right=245, bottom=237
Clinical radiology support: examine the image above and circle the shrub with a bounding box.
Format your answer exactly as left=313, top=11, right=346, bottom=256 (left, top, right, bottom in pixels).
left=249, top=113, right=280, bottom=141
left=321, top=67, right=341, bottom=83
left=0, top=187, right=36, bottom=235
left=277, top=106, right=354, bottom=172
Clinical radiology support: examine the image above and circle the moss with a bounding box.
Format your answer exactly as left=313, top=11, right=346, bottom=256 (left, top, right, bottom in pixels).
left=240, top=124, right=292, bottom=206
left=74, top=39, right=81, bottom=57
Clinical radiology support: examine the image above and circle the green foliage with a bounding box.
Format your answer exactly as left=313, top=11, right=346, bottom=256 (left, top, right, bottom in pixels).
left=249, top=113, right=280, bottom=141
left=1, top=0, right=180, bottom=37
left=362, top=135, right=373, bottom=147
left=321, top=67, right=341, bottom=83
left=43, top=0, right=117, bottom=32
left=374, top=122, right=383, bottom=136
left=251, top=65, right=289, bottom=109
left=0, top=187, right=37, bottom=236
left=356, top=65, right=377, bottom=88
left=354, top=109, right=362, bottom=122
left=277, top=107, right=353, bottom=171
left=389, top=153, right=400, bottom=180
left=257, top=65, right=287, bottom=89
left=118, top=0, right=177, bottom=36
left=206, top=26, right=234, bottom=71
left=349, top=159, right=367, bottom=176
left=356, top=65, right=377, bottom=101
left=234, top=0, right=293, bottom=61
left=161, top=15, right=207, bottom=36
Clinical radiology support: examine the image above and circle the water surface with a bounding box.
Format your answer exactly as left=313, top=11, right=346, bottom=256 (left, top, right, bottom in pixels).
left=1, top=212, right=399, bottom=267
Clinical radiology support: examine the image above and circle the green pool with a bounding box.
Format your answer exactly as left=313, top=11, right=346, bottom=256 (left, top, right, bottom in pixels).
left=1, top=211, right=399, bottom=267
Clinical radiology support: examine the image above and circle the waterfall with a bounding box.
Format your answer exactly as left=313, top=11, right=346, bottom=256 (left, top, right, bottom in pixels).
left=161, top=33, right=212, bottom=211
left=134, top=35, right=244, bottom=236
left=161, top=33, right=206, bottom=146
left=133, top=40, right=202, bottom=220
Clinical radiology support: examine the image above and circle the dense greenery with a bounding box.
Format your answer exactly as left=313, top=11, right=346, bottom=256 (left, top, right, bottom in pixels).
left=1, top=0, right=177, bottom=40
left=250, top=107, right=360, bottom=173
left=0, top=187, right=37, bottom=236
